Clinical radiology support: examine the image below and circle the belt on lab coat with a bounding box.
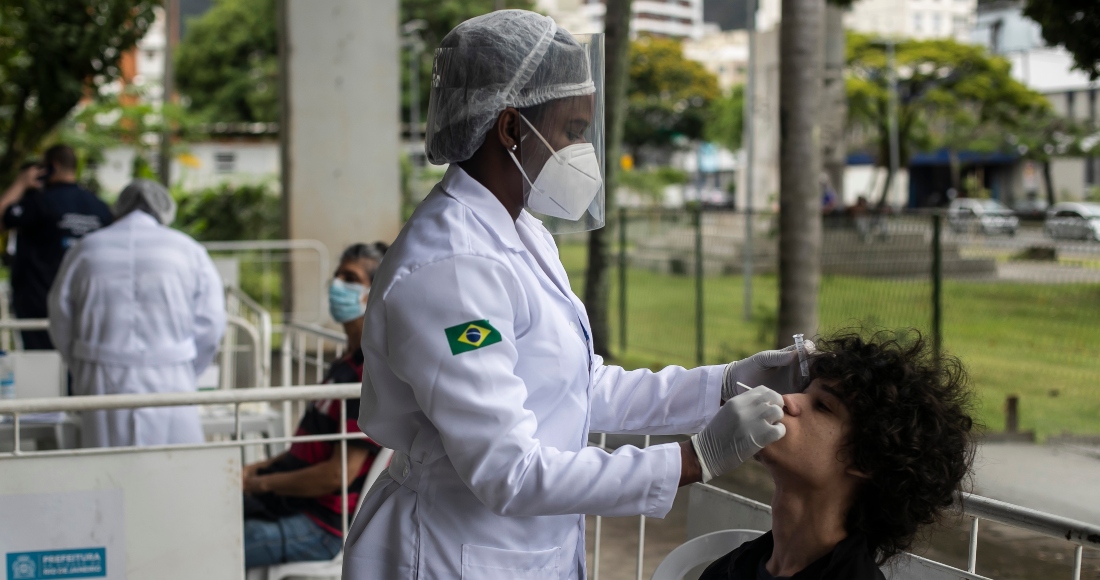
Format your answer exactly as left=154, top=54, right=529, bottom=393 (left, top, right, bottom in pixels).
left=72, top=338, right=197, bottom=366
left=389, top=450, right=422, bottom=493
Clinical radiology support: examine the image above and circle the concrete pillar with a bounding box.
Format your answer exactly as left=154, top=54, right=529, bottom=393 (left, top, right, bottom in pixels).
left=279, top=0, right=401, bottom=322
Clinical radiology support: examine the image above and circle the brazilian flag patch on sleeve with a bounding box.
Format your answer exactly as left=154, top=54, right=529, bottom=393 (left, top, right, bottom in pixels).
left=445, top=319, right=502, bottom=355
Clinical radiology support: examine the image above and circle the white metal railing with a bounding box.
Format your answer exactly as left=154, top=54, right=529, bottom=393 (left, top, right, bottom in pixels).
left=960, top=493, right=1099, bottom=580
left=202, top=239, right=331, bottom=322
left=4, top=386, right=1098, bottom=578
left=0, top=384, right=366, bottom=542
left=277, top=321, right=350, bottom=446
left=0, top=316, right=264, bottom=393
left=683, top=481, right=1100, bottom=580
left=224, top=286, right=273, bottom=389
left=0, top=317, right=48, bottom=351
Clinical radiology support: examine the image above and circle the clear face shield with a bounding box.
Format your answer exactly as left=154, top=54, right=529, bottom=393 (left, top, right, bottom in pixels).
left=509, top=34, right=605, bottom=234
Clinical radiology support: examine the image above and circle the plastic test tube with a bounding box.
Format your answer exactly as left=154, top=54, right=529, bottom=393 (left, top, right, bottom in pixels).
left=793, top=334, right=809, bottom=378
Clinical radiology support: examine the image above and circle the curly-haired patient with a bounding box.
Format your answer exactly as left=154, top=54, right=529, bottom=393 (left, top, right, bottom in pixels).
left=699, top=331, right=975, bottom=580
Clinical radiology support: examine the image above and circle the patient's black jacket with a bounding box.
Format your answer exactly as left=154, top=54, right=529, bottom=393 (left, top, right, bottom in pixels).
left=698, top=531, right=886, bottom=580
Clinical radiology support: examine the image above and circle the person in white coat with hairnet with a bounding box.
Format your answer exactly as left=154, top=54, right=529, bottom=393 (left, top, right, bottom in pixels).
left=48, top=179, right=226, bottom=448
left=343, top=11, right=807, bottom=579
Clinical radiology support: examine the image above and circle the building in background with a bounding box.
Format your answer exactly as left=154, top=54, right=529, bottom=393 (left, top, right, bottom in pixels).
left=845, top=0, right=976, bottom=41
left=971, top=0, right=1099, bottom=202
left=538, top=0, right=706, bottom=39
left=682, top=29, right=749, bottom=93
left=93, top=1, right=280, bottom=197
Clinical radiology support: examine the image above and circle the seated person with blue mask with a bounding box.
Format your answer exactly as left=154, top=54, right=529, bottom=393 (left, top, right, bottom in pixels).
left=700, top=330, right=975, bottom=580
left=240, top=242, right=388, bottom=569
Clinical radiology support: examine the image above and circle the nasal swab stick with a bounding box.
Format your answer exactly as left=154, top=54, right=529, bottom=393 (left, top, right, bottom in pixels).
left=793, top=334, right=809, bottom=377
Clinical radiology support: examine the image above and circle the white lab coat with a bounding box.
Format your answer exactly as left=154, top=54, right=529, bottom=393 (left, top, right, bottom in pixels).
left=48, top=211, right=226, bottom=448
left=343, top=166, right=724, bottom=580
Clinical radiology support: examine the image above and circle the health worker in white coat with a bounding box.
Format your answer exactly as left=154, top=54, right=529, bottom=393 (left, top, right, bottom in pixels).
left=48, top=179, right=226, bottom=448
left=343, top=11, right=806, bottom=579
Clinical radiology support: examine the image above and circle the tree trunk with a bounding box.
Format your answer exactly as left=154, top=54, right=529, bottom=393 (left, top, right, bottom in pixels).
left=877, top=165, right=894, bottom=208
left=584, top=0, right=632, bottom=358
left=777, top=0, right=825, bottom=347
left=820, top=3, right=846, bottom=199
left=1042, top=159, right=1055, bottom=206
left=949, top=148, right=961, bottom=192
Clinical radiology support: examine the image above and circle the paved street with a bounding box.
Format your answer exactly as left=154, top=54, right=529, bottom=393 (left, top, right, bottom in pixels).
left=973, top=442, right=1100, bottom=524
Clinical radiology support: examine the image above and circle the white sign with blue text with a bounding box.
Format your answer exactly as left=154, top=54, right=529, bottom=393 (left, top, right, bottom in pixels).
left=0, top=489, right=125, bottom=580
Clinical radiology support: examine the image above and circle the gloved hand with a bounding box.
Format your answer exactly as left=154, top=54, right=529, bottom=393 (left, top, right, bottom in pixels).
left=722, top=341, right=815, bottom=400
left=690, top=386, right=786, bottom=482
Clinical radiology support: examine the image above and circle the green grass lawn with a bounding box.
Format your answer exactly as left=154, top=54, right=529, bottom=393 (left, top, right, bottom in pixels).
left=559, top=244, right=1100, bottom=440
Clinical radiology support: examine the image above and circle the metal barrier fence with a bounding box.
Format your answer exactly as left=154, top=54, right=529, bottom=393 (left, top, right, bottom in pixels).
left=0, top=316, right=266, bottom=393
left=685, top=483, right=1100, bottom=580
left=276, top=321, right=350, bottom=445
left=561, top=207, right=1100, bottom=439
left=223, top=286, right=273, bottom=390
left=1, top=388, right=1097, bottom=579
left=0, top=385, right=367, bottom=544
left=203, top=239, right=331, bottom=323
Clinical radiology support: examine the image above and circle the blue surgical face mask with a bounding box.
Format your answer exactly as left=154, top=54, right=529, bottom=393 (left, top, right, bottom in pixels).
left=329, top=278, right=369, bottom=323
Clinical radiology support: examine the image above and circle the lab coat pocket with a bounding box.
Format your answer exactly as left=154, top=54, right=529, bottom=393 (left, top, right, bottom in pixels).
left=461, top=544, right=561, bottom=580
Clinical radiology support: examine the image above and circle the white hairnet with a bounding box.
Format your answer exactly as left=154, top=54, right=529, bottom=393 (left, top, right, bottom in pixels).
left=115, top=179, right=177, bottom=225
left=424, top=10, right=596, bottom=165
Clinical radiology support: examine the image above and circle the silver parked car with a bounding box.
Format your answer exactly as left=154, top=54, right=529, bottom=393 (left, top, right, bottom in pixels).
left=1044, top=202, right=1100, bottom=241
left=947, top=198, right=1019, bottom=236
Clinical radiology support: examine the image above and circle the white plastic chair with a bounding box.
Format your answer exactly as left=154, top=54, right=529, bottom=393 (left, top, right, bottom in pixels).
left=256, top=447, right=394, bottom=580
left=651, top=529, right=764, bottom=580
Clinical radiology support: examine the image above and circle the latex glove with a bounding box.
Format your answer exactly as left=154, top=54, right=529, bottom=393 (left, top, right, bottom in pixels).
left=690, top=385, right=786, bottom=482
left=722, top=340, right=816, bottom=400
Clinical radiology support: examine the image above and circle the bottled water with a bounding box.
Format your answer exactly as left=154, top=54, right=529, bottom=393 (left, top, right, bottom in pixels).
left=0, top=351, right=14, bottom=399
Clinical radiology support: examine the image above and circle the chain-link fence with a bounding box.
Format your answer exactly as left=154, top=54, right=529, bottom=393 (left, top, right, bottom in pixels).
left=560, top=207, right=1100, bottom=439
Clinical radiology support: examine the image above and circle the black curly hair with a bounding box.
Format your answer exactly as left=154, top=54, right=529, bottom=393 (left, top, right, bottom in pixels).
left=808, top=329, right=976, bottom=565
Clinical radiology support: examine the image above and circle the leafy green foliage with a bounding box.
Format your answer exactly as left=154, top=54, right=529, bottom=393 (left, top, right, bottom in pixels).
left=617, top=166, right=689, bottom=204
left=57, top=86, right=196, bottom=192
left=846, top=32, right=1049, bottom=171
left=705, top=84, right=744, bottom=153
left=624, top=37, right=721, bottom=151
left=401, top=0, right=536, bottom=56
left=399, top=0, right=535, bottom=123
left=1023, top=0, right=1100, bottom=80
left=172, top=0, right=537, bottom=126
left=175, top=0, right=278, bottom=123
left=0, top=0, right=159, bottom=182
left=174, top=182, right=281, bottom=241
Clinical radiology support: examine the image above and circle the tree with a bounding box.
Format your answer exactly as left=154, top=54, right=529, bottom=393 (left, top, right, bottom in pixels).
left=1008, top=109, right=1088, bottom=205
left=623, top=36, right=720, bottom=154
left=1023, top=0, right=1100, bottom=80
left=399, top=0, right=535, bottom=125
left=846, top=33, right=1049, bottom=205
left=0, top=1, right=158, bottom=183
left=584, top=0, right=632, bottom=358
left=777, top=0, right=825, bottom=345
left=705, top=85, right=744, bottom=153
left=173, top=0, right=536, bottom=126
left=175, top=0, right=278, bottom=123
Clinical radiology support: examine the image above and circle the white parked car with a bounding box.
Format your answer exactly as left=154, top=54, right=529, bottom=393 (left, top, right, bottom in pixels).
left=947, top=198, right=1019, bottom=236
left=1044, top=202, right=1100, bottom=241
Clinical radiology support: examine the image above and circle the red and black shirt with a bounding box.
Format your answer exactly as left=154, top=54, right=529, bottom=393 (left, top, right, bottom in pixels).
left=253, top=349, right=379, bottom=535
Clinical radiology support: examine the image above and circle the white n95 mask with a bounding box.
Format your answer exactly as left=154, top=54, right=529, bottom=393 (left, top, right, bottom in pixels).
left=508, top=114, right=603, bottom=221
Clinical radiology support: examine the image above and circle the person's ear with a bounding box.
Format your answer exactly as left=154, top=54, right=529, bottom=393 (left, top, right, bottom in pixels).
left=845, top=466, right=872, bottom=480
left=496, top=108, right=521, bottom=153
